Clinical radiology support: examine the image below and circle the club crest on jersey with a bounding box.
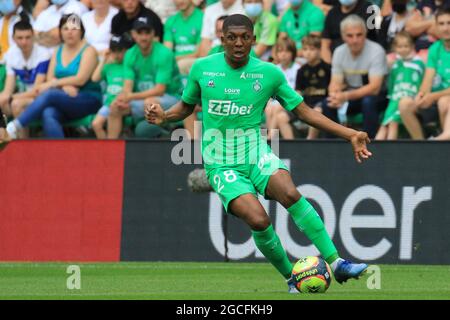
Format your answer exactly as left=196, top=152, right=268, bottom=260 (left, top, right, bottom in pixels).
left=253, top=80, right=262, bottom=92
left=207, top=79, right=215, bottom=88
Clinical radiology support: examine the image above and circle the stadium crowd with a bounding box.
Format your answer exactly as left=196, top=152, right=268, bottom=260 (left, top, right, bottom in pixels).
left=1, top=0, right=450, bottom=140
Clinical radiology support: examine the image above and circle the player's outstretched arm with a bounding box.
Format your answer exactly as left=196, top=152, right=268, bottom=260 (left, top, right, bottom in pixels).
left=293, top=102, right=373, bottom=163
left=145, top=100, right=196, bottom=126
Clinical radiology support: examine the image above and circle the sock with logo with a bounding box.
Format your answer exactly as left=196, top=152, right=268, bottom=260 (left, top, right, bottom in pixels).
left=252, top=224, right=293, bottom=279
left=287, top=196, right=340, bottom=266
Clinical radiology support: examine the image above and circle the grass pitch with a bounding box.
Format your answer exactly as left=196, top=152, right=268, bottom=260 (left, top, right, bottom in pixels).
left=0, top=262, right=449, bottom=300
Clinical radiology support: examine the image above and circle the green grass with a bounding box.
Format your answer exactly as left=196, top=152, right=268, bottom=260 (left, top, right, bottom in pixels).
left=0, top=262, right=449, bottom=300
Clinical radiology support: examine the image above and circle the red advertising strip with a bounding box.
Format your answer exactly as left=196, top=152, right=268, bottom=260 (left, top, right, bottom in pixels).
left=0, top=140, right=125, bottom=261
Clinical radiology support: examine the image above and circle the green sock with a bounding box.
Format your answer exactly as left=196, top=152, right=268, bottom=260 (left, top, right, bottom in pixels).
left=252, top=224, right=293, bottom=279
left=287, top=197, right=339, bottom=265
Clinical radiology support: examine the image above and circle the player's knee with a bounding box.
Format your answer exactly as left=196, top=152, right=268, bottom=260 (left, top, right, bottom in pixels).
left=249, top=214, right=271, bottom=231
left=283, top=188, right=301, bottom=208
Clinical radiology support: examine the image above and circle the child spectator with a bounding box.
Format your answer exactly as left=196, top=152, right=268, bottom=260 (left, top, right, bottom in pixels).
left=91, top=35, right=128, bottom=139
left=295, top=34, right=331, bottom=139
left=265, top=37, right=301, bottom=139
left=376, top=32, right=425, bottom=140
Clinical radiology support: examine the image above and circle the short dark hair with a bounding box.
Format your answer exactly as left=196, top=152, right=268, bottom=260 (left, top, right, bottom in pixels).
left=436, top=6, right=450, bottom=20
left=13, top=20, right=34, bottom=35
left=59, top=14, right=86, bottom=41
left=222, top=14, right=254, bottom=33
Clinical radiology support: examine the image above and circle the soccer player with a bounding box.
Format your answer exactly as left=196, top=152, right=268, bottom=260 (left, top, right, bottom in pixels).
left=146, top=14, right=371, bottom=293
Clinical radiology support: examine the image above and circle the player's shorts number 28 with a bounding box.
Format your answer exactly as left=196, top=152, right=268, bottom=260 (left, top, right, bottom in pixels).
left=213, top=170, right=237, bottom=193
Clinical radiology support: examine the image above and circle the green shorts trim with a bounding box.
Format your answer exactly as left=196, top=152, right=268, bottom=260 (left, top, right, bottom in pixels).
left=206, top=151, right=289, bottom=213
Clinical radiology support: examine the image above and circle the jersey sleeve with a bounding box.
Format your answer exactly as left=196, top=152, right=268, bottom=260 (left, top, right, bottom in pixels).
left=181, top=61, right=201, bottom=105
left=273, top=67, right=304, bottom=111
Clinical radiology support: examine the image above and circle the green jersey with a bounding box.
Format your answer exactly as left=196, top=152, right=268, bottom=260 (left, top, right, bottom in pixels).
left=163, top=8, right=203, bottom=57
left=254, top=11, right=279, bottom=46
left=279, top=1, right=325, bottom=49
left=123, top=42, right=183, bottom=97
left=182, top=53, right=303, bottom=169
left=388, top=56, right=425, bottom=102
left=427, top=40, right=450, bottom=92
left=101, top=62, right=125, bottom=106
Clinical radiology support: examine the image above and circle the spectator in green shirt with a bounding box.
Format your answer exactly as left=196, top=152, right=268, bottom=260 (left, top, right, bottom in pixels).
left=400, top=8, right=450, bottom=140
left=164, top=0, right=204, bottom=75
left=91, top=35, right=128, bottom=139
left=243, top=0, right=279, bottom=58
left=108, top=17, right=183, bottom=139
left=278, top=0, right=325, bottom=57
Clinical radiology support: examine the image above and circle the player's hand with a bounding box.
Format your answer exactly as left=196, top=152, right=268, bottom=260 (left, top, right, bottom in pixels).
left=145, top=103, right=165, bottom=126
left=350, top=131, right=372, bottom=164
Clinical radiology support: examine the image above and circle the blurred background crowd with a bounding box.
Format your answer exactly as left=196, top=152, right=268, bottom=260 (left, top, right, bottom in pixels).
left=1, top=0, right=450, bottom=140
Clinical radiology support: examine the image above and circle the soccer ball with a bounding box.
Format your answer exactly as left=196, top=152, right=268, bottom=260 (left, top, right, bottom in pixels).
left=291, top=256, right=332, bottom=293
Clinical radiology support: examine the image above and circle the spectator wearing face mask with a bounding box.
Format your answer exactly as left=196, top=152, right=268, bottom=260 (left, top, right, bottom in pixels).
left=243, top=0, right=279, bottom=59
left=278, top=0, right=325, bottom=57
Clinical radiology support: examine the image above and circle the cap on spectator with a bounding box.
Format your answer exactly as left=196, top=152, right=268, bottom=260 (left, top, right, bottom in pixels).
left=109, top=35, right=130, bottom=51
left=132, top=16, right=154, bottom=32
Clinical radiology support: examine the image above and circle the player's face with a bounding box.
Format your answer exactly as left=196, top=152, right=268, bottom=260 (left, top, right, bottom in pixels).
left=221, top=26, right=255, bottom=64
left=437, top=14, right=450, bottom=41
left=13, top=29, right=34, bottom=53
left=394, top=37, right=413, bottom=59
left=342, top=25, right=366, bottom=54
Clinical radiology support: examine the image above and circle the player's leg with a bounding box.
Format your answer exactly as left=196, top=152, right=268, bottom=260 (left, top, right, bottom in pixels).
left=208, top=167, right=293, bottom=286
left=258, top=163, right=367, bottom=284
left=228, top=194, right=293, bottom=281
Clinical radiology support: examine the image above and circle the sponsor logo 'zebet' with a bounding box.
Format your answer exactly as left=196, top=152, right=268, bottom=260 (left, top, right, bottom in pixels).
left=208, top=100, right=253, bottom=116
